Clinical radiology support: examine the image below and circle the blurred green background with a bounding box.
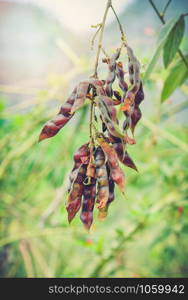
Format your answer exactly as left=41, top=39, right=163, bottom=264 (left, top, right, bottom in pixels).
left=0, top=0, right=188, bottom=278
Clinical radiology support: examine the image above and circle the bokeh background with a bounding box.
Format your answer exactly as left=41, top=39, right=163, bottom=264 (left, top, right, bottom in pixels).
left=0, top=0, right=188, bottom=277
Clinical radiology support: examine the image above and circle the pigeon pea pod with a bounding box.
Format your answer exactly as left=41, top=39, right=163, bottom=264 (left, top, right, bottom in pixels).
left=80, top=177, right=96, bottom=230
left=99, top=95, right=117, bottom=122
left=104, top=48, right=121, bottom=97
left=116, top=61, right=128, bottom=100
left=68, top=143, right=90, bottom=193
left=98, top=174, right=115, bottom=219
left=130, top=106, right=142, bottom=135
left=96, top=135, right=125, bottom=192
left=95, top=147, right=109, bottom=210
left=70, top=81, right=91, bottom=114
left=121, top=45, right=141, bottom=112
left=66, top=164, right=87, bottom=223
left=39, top=88, right=77, bottom=142
left=96, top=97, right=124, bottom=140
left=112, top=140, right=138, bottom=172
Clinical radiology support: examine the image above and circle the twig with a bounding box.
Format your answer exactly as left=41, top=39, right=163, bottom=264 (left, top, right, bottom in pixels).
left=91, top=24, right=102, bottom=50
left=149, top=0, right=188, bottom=70
left=92, top=0, right=112, bottom=78
left=110, top=4, right=127, bottom=43
left=161, top=0, right=172, bottom=17
left=101, top=47, right=109, bottom=58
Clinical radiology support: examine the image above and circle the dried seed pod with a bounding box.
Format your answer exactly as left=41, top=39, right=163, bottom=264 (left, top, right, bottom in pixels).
left=121, top=92, right=135, bottom=112
left=80, top=177, right=96, bottom=229
left=116, top=61, right=128, bottom=100
left=100, top=95, right=117, bottom=122
left=121, top=45, right=141, bottom=112
left=68, top=143, right=90, bottom=192
left=130, top=106, right=142, bottom=135
left=129, top=82, right=144, bottom=134
left=39, top=88, right=77, bottom=141
left=90, top=79, right=106, bottom=96
left=127, top=45, right=140, bottom=87
left=98, top=174, right=115, bottom=219
left=73, top=143, right=90, bottom=163
left=96, top=97, right=124, bottom=140
left=66, top=164, right=87, bottom=223
left=135, top=82, right=144, bottom=106
left=86, top=149, right=96, bottom=179
left=112, top=139, right=138, bottom=171
left=95, top=147, right=109, bottom=209
left=70, top=81, right=91, bottom=114
left=104, top=48, right=121, bottom=97
left=96, top=134, right=125, bottom=192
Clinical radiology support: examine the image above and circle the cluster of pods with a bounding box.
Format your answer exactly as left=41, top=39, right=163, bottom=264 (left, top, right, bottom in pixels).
left=39, top=44, right=144, bottom=229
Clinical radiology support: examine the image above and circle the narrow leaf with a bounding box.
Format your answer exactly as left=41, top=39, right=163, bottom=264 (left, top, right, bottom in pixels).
left=163, top=15, right=185, bottom=68
left=144, top=16, right=180, bottom=81
left=161, top=54, right=188, bottom=102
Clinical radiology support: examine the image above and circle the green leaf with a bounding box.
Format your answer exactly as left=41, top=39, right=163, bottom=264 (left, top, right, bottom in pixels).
left=157, top=16, right=180, bottom=44
left=144, top=16, right=180, bottom=82
left=163, top=15, right=185, bottom=68
left=161, top=54, right=188, bottom=102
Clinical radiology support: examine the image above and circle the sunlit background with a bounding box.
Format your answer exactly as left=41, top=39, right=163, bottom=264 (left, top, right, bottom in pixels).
left=0, top=0, right=188, bottom=277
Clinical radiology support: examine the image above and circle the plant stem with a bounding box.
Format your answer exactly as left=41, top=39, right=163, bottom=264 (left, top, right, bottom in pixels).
left=92, top=0, right=112, bottom=78
left=91, top=25, right=102, bottom=50
left=161, top=0, right=172, bottom=17
left=110, top=4, right=127, bottom=42
left=149, top=0, right=188, bottom=70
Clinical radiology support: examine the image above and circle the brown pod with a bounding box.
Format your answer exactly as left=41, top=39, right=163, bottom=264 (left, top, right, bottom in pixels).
left=86, top=149, right=96, bottom=179
left=66, top=164, right=87, bottom=223
left=130, top=106, right=142, bottom=135
left=96, top=135, right=125, bottom=192
left=104, top=48, right=121, bottom=97
left=121, top=45, right=141, bottom=112
left=98, top=171, right=115, bottom=219
left=112, top=139, right=138, bottom=172
left=135, top=82, right=144, bottom=106
left=95, top=147, right=109, bottom=209
left=68, top=143, right=90, bottom=193
left=70, top=81, right=91, bottom=114
left=116, top=61, right=128, bottom=100
left=100, top=95, right=117, bottom=122
left=80, top=177, right=96, bottom=230
left=97, top=97, right=124, bottom=140
left=39, top=88, right=77, bottom=142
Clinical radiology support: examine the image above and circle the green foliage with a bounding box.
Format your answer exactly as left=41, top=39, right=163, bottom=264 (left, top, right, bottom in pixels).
left=163, top=15, right=185, bottom=68
left=144, top=13, right=188, bottom=103
left=161, top=54, right=188, bottom=101
left=144, top=16, right=180, bottom=81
